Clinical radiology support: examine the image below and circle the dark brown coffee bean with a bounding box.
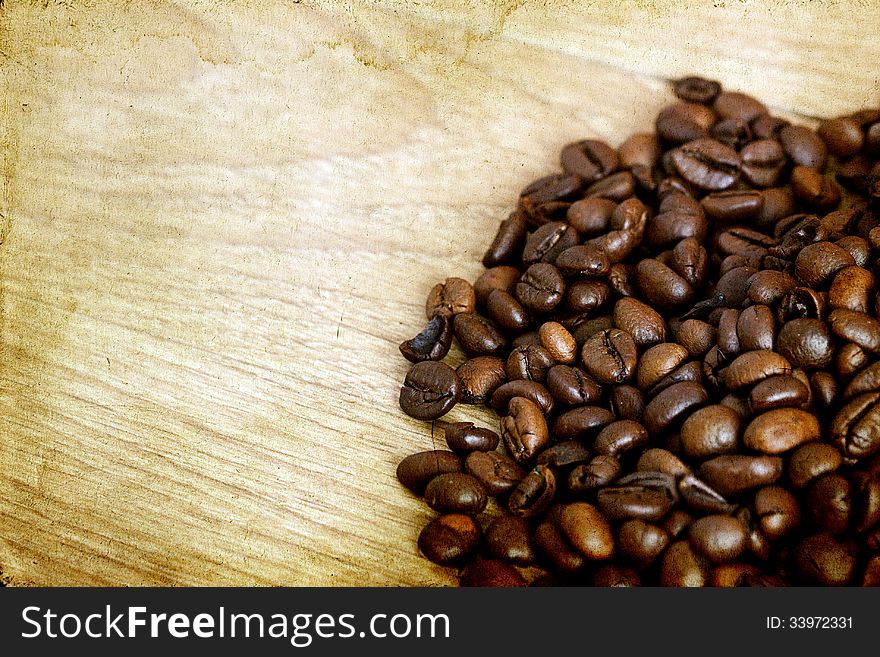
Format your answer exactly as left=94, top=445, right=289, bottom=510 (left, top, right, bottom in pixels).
left=741, top=139, right=787, bottom=187
left=795, top=241, right=856, bottom=288
left=835, top=235, right=870, bottom=266
left=545, top=364, right=602, bottom=406
left=538, top=321, right=577, bottom=364
left=444, top=422, right=500, bottom=453
left=646, top=206, right=708, bottom=249
left=671, top=138, right=741, bottom=191
left=509, top=465, right=556, bottom=517
left=698, top=455, right=783, bottom=496
left=743, top=408, right=820, bottom=454
left=399, top=361, right=460, bottom=420
left=459, top=558, right=527, bottom=587
left=474, top=266, right=520, bottom=307
left=663, top=509, right=696, bottom=539
left=636, top=343, right=689, bottom=390
left=566, top=197, right=616, bottom=236
left=424, top=472, right=488, bottom=515
left=581, top=328, right=638, bottom=384
left=680, top=404, right=740, bottom=460
left=793, top=533, right=857, bottom=586
left=677, top=474, right=736, bottom=514
left=831, top=392, right=880, bottom=460
left=617, top=519, right=669, bottom=566
left=591, top=564, right=640, bottom=587
left=788, top=442, right=843, bottom=490
left=522, top=221, right=580, bottom=265
left=566, top=277, right=610, bottom=313
left=607, top=262, right=639, bottom=297
left=701, top=190, right=763, bottom=224
left=597, top=471, right=678, bottom=521
left=613, top=297, right=667, bottom=348
left=397, top=450, right=462, bottom=494
left=519, top=173, right=583, bottom=220
left=811, top=370, right=838, bottom=408
left=552, top=406, right=615, bottom=441
left=583, top=170, right=635, bottom=201
left=555, top=244, right=611, bottom=277
left=559, top=502, right=614, bottom=560
left=456, top=356, right=506, bottom=404
left=755, top=186, right=797, bottom=229
left=534, top=516, right=587, bottom=573
left=779, top=123, right=828, bottom=170
left=516, top=263, right=565, bottom=313
left=644, top=381, right=708, bottom=433
left=453, top=313, right=507, bottom=356
left=491, top=380, right=554, bottom=415
left=660, top=540, right=708, bottom=587
left=426, top=277, right=476, bottom=319
left=776, top=286, right=826, bottom=324
left=501, top=397, right=550, bottom=464
left=505, top=344, right=553, bottom=382
left=483, top=211, right=528, bottom=267
left=668, top=237, right=708, bottom=289
left=688, top=515, right=747, bottom=563
left=829, top=265, right=875, bottom=313
left=486, top=289, right=531, bottom=333
left=636, top=258, right=695, bottom=307
left=711, top=117, right=752, bottom=149
left=594, top=420, right=649, bottom=456
left=753, top=486, right=800, bottom=541
left=737, top=305, right=775, bottom=352
left=828, top=309, right=880, bottom=353
left=656, top=102, right=717, bottom=143
left=560, top=139, right=619, bottom=182
left=619, top=132, right=661, bottom=169
left=711, top=563, right=763, bottom=587
left=852, top=468, right=880, bottom=533
left=861, top=556, right=880, bottom=586
left=807, top=473, right=851, bottom=534
left=818, top=116, right=864, bottom=157
left=465, top=450, right=526, bottom=497
left=568, top=455, right=621, bottom=492
left=751, top=112, right=789, bottom=138
left=843, top=360, right=880, bottom=399
left=776, top=318, right=834, bottom=370
left=719, top=350, right=792, bottom=390
left=673, top=76, right=721, bottom=103
left=790, top=165, right=841, bottom=209
left=535, top=440, right=592, bottom=469
left=609, top=384, right=647, bottom=421
left=836, top=155, right=872, bottom=191
left=713, top=91, right=767, bottom=122
left=675, top=319, right=717, bottom=357
left=400, top=314, right=453, bottom=362
left=418, top=514, right=481, bottom=566
left=636, top=447, right=689, bottom=477
left=717, top=308, right=741, bottom=358
left=748, top=375, right=810, bottom=413
left=746, top=270, right=796, bottom=307
left=485, top=516, right=536, bottom=566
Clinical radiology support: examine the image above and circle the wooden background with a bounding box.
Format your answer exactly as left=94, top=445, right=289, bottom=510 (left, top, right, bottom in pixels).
left=1, top=0, right=878, bottom=586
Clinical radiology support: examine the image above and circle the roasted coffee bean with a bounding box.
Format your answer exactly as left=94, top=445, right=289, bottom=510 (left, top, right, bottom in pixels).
left=656, top=102, right=717, bottom=144
left=636, top=258, right=695, bottom=307
left=534, top=515, right=587, bottom=573
left=743, top=408, right=820, bottom=454
left=675, top=319, right=717, bottom=357
left=609, top=384, right=646, bottom=421
left=619, top=132, right=661, bottom=170
left=793, top=533, right=857, bottom=586
left=491, top=380, right=554, bottom=415
left=711, top=117, right=751, bottom=149
left=583, top=170, right=636, bottom=201
left=701, top=190, right=763, bottom=224
left=485, top=516, right=536, bottom=566
left=501, top=397, right=550, bottom=464
left=591, top=563, right=640, bottom=587
left=581, top=328, right=638, bottom=384
left=519, top=173, right=583, bottom=220
left=755, top=187, right=797, bottom=229
left=788, top=442, right=843, bottom=490
left=597, top=471, right=678, bottom=521
left=644, top=381, right=708, bottom=433
left=425, top=277, right=476, bottom=319
left=637, top=448, right=689, bottom=478
left=711, top=563, right=762, bottom=588
left=474, top=266, right=521, bottom=307
left=719, top=350, right=792, bottom=390
left=754, top=485, right=801, bottom=541
left=776, top=319, right=834, bottom=370
left=680, top=404, right=740, bottom=459
left=717, top=309, right=741, bottom=358
left=523, top=221, right=580, bottom=265
left=567, top=198, right=616, bottom=236
left=555, top=244, right=611, bottom=277
left=453, top=313, right=507, bottom=356
left=671, top=138, right=741, bottom=191
left=561, top=139, right=619, bottom=182
left=791, top=165, right=841, bottom=209
left=506, top=344, right=553, bottom=382
left=646, top=205, right=708, bottom=249
left=594, top=420, right=649, bottom=457
left=568, top=455, right=621, bottom=492
left=617, top=519, right=669, bottom=566
left=456, top=356, right=506, bottom=404
left=400, top=361, right=460, bottom=420
left=663, top=509, right=695, bottom=539
left=698, top=455, right=783, bottom=496
left=636, top=343, right=689, bottom=390
left=795, top=241, right=855, bottom=288
left=818, top=116, right=865, bottom=157
left=661, top=540, right=708, bottom=587
left=830, top=392, right=880, bottom=460
left=509, top=465, right=557, bottom=517
left=852, top=468, right=880, bottom=533
left=566, top=278, right=610, bottom=313
left=559, top=502, right=615, bottom=560
left=539, top=321, right=577, bottom=364
left=486, top=289, right=531, bottom=332
left=780, top=123, right=828, bottom=170
left=829, top=266, right=874, bottom=312
left=445, top=422, right=500, bottom=453
left=735, top=305, right=774, bottom=352
left=483, top=212, right=528, bottom=267
left=465, top=450, right=526, bottom=497
left=807, top=473, right=851, bottom=534
left=607, top=262, right=639, bottom=297
left=545, top=365, right=602, bottom=406
left=749, top=374, right=810, bottom=413
left=713, top=91, right=767, bottom=122
left=843, top=359, right=880, bottom=399
left=613, top=297, right=667, bottom=348
left=536, top=440, right=592, bottom=469
left=397, top=450, right=462, bottom=494
left=516, top=263, right=565, bottom=312
left=776, top=287, right=826, bottom=324
left=418, top=514, right=481, bottom=566
left=688, top=515, right=747, bottom=563
left=677, top=474, right=736, bottom=515
left=828, top=309, right=880, bottom=353
left=552, top=406, right=615, bottom=441
left=741, top=139, right=787, bottom=188
left=459, top=558, right=527, bottom=587
left=400, top=314, right=453, bottom=362
left=424, top=472, right=488, bottom=515
left=669, top=237, right=708, bottom=289
left=673, top=76, right=721, bottom=104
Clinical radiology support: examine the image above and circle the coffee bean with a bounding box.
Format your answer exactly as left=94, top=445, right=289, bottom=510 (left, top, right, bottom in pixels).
left=637, top=447, right=689, bottom=478
left=793, top=533, right=857, bottom=586
left=501, top=396, right=550, bottom=463
left=505, top=344, right=553, bottom=382
left=459, top=558, right=527, bottom=587
left=675, top=319, right=717, bottom=357
left=485, top=516, right=536, bottom=566
left=474, top=266, right=521, bottom=307
left=508, top=465, right=557, bottom=517
left=711, top=117, right=752, bottom=149
left=559, top=502, right=614, bottom=560
left=456, top=356, right=506, bottom=404
left=788, top=442, right=843, bottom=489
left=566, top=198, right=616, bottom=236
left=397, top=450, right=462, bottom=494
left=776, top=318, right=834, bottom=369
left=519, top=173, right=583, bottom=221
left=743, top=408, right=820, bottom=454
left=568, top=455, right=621, bottom=492
left=719, top=350, right=792, bottom=390
left=464, top=450, right=526, bottom=496
left=534, top=516, right=587, bottom=573
left=636, top=258, right=694, bottom=307
left=445, top=422, right=500, bottom=453
left=831, top=392, right=880, bottom=460
left=753, top=486, right=801, bottom=542
left=617, top=519, right=669, bottom=566
left=581, top=328, right=638, bottom=384
left=609, top=384, right=647, bottom=421
left=552, top=406, right=615, bottom=441
left=560, top=139, right=619, bottom=182
left=426, top=277, right=476, bottom=319
left=523, top=221, right=580, bottom=265
left=737, top=305, right=776, bottom=352
left=828, top=266, right=874, bottom=313
left=594, top=420, right=649, bottom=457
left=583, top=170, right=635, bottom=201
left=748, top=374, right=810, bottom=413
left=646, top=205, right=708, bottom=249
left=680, top=404, right=740, bottom=459
left=807, top=473, right=851, bottom=534
left=486, top=289, right=531, bottom=333
left=424, top=472, right=488, bottom=515
left=701, top=190, right=763, bottom=223
left=538, top=321, right=577, bottom=364
left=418, top=514, right=482, bottom=566
left=811, top=370, right=838, bottom=409
left=698, top=455, right=783, bottom=496
left=755, top=186, right=797, bottom=228
left=671, top=138, right=741, bottom=191
left=791, top=165, right=840, bottom=209
left=516, top=263, right=565, bottom=312
left=713, top=91, right=767, bottom=122
left=399, top=314, right=453, bottom=362
left=555, top=244, right=611, bottom=277
left=644, top=381, right=708, bottom=433
left=566, top=277, right=610, bottom=313
left=660, top=540, right=708, bottom=587
left=483, top=212, right=528, bottom=267
left=717, top=308, right=741, bottom=358
left=656, top=102, right=717, bottom=144
left=613, top=297, right=667, bottom=348
left=780, top=124, right=828, bottom=170
left=545, top=364, right=602, bottom=406
left=677, top=474, right=736, bottom=514
left=688, top=515, right=747, bottom=563
left=741, top=139, right=787, bottom=187
left=491, top=380, right=554, bottom=415
left=670, top=237, right=708, bottom=289
left=828, top=309, right=880, bottom=353
left=400, top=361, right=460, bottom=420
left=673, top=76, right=721, bottom=104
left=597, top=471, right=678, bottom=521
left=535, top=440, right=592, bottom=469
left=795, top=241, right=856, bottom=288
left=843, top=359, right=880, bottom=399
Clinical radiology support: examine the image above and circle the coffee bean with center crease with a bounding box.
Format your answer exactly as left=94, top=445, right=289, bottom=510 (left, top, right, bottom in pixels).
left=399, top=314, right=453, bottom=362
left=546, top=364, right=602, bottom=406
left=719, top=350, right=792, bottom=390
left=483, top=211, right=528, bottom=267
left=397, top=450, right=462, bottom=494
left=418, top=514, right=482, bottom=566
left=701, top=190, right=764, bottom=224
left=486, top=289, right=531, bottom=333
left=698, top=455, right=783, bottom=496
left=568, top=455, right=621, bottom=493
left=677, top=474, right=736, bottom=515
left=613, top=297, right=667, bottom=347
left=485, top=516, right=536, bottom=566
left=516, top=263, right=565, bottom=312
left=399, top=361, right=460, bottom=420
left=671, top=138, right=741, bottom=191
left=426, top=277, right=476, bottom=319
left=491, top=380, right=554, bottom=415
left=594, top=420, right=649, bottom=456
left=506, top=344, right=553, bottom=382
left=536, top=440, right=592, bottom=469
left=644, top=381, right=708, bottom=433
left=749, top=374, right=810, bottom=413
left=597, top=471, right=678, bottom=522
left=560, top=139, right=619, bottom=182
left=456, top=356, right=506, bottom=404
left=583, top=170, right=636, bottom=201
left=508, top=465, right=557, bottom=517
left=656, top=102, right=717, bottom=144
left=552, top=406, right=615, bottom=440
left=501, top=397, right=550, bottom=464
left=830, top=392, right=880, bottom=460
left=581, top=328, right=638, bottom=384
left=519, top=173, right=583, bottom=221
left=523, top=221, right=580, bottom=265
left=445, top=422, right=500, bottom=453
left=474, top=266, right=520, bottom=306
left=741, top=139, right=787, bottom=188
left=464, top=450, right=526, bottom=496
left=674, top=76, right=721, bottom=104
left=636, top=258, right=694, bottom=307
left=453, top=313, right=507, bottom=356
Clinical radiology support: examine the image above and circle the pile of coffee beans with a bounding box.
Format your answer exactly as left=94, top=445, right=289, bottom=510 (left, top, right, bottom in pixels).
left=396, top=76, right=880, bottom=586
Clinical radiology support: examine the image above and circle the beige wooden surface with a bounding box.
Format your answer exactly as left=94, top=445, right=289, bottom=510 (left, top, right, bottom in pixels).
left=1, top=0, right=878, bottom=586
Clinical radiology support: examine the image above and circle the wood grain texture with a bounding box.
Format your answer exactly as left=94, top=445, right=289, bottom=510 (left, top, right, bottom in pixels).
left=0, top=0, right=877, bottom=586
